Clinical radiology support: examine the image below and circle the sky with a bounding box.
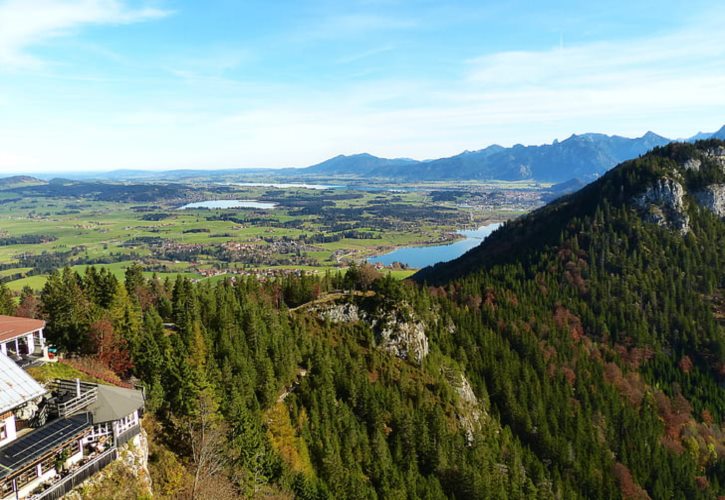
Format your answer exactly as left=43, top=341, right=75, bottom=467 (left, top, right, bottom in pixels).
left=1, top=0, right=725, bottom=173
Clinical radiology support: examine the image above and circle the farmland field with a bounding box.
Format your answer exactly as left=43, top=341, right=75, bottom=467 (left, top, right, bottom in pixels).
left=0, top=177, right=546, bottom=289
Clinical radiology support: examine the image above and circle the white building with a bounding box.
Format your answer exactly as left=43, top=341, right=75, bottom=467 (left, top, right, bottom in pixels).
left=0, top=316, right=48, bottom=365
left=0, top=315, right=145, bottom=500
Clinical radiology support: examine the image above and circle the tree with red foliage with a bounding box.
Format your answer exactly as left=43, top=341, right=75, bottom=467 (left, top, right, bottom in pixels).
left=613, top=463, right=651, bottom=500
left=89, top=317, right=133, bottom=376
left=15, top=286, right=40, bottom=319
left=678, top=355, right=694, bottom=374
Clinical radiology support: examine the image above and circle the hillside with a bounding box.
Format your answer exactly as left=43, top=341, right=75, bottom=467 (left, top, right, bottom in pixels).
left=0, top=175, right=46, bottom=189
left=411, top=140, right=725, bottom=496
left=416, top=140, right=725, bottom=281
left=303, top=153, right=418, bottom=176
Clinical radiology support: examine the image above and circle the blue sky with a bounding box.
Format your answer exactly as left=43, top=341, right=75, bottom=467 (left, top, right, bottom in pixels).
left=1, top=0, right=725, bottom=173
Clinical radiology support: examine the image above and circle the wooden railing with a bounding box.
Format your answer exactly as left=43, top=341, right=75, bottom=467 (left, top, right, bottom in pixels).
left=47, top=380, right=98, bottom=418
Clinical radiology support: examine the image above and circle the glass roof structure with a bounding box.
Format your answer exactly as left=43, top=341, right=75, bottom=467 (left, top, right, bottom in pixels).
left=0, top=352, right=46, bottom=415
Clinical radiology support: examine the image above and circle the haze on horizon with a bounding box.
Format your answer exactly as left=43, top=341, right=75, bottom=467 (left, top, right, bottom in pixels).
left=1, top=0, right=725, bottom=174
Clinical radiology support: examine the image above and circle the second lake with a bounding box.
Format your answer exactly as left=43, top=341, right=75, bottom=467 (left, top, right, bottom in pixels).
left=178, top=199, right=277, bottom=210
left=368, top=222, right=503, bottom=269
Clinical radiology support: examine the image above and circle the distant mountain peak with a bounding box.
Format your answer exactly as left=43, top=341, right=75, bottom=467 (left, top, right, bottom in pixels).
left=298, top=128, right=721, bottom=182
left=712, top=125, right=725, bottom=139
left=642, top=130, right=668, bottom=141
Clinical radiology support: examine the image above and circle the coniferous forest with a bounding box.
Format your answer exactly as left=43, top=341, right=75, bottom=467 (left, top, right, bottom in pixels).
left=2, top=142, right=723, bottom=498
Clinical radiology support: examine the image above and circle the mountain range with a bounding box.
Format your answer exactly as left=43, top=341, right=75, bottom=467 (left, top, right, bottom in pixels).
left=302, top=126, right=725, bottom=182
left=22, top=124, right=725, bottom=184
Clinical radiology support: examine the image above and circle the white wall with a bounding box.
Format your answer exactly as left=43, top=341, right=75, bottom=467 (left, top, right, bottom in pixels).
left=0, top=414, right=17, bottom=448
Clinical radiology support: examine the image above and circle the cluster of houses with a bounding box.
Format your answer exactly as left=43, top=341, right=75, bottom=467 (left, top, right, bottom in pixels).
left=0, top=315, right=144, bottom=500
left=195, top=266, right=317, bottom=281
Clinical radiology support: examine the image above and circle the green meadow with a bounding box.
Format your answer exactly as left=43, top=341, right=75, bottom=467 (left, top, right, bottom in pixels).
left=0, top=180, right=529, bottom=289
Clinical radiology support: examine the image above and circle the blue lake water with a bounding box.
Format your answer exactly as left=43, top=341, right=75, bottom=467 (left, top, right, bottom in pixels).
left=231, top=182, right=340, bottom=190
left=368, top=223, right=502, bottom=269
left=178, top=199, right=277, bottom=210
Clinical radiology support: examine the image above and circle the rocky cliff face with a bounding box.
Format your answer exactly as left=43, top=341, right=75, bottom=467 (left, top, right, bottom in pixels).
left=372, top=310, right=429, bottom=364
left=316, top=301, right=430, bottom=364
left=682, top=158, right=701, bottom=171
left=694, top=184, right=725, bottom=218
left=452, top=373, right=484, bottom=445
left=318, top=302, right=361, bottom=323
left=633, top=144, right=725, bottom=229
left=704, top=146, right=725, bottom=168
left=634, top=178, right=690, bottom=234
left=438, top=368, right=488, bottom=445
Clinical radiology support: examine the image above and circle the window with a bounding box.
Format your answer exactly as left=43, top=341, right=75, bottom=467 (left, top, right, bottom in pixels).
left=0, top=420, right=6, bottom=441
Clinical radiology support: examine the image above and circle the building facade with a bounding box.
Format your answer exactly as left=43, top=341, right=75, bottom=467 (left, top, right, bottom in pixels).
left=0, top=316, right=144, bottom=500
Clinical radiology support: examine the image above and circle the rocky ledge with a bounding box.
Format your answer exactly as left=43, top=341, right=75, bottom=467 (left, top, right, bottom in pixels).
left=693, top=184, right=725, bottom=218
left=633, top=178, right=690, bottom=234
left=316, top=301, right=430, bottom=364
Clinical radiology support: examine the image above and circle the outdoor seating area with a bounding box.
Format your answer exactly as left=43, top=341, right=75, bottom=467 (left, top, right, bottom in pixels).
left=45, top=380, right=98, bottom=419
left=0, top=316, right=50, bottom=368
left=0, top=414, right=91, bottom=500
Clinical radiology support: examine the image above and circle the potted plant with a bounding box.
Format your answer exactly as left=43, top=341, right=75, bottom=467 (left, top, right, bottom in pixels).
left=55, top=448, right=70, bottom=474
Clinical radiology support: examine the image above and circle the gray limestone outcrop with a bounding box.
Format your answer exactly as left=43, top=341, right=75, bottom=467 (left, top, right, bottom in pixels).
left=693, top=184, right=725, bottom=218
left=315, top=301, right=429, bottom=364
left=633, top=178, right=690, bottom=234
left=704, top=146, right=725, bottom=169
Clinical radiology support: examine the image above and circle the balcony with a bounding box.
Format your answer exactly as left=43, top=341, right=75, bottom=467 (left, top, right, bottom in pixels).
left=29, top=447, right=118, bottom=500
left=46, top=380, right=98, bottom=419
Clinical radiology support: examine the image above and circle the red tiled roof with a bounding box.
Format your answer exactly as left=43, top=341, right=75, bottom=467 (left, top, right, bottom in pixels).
left=0, top=315, right=45, bottom=343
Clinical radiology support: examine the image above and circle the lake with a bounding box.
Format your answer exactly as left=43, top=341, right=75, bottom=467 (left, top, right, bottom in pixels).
left=231, top=182, right=340, bottom=190
left=368, top=222, right=502, bottom=269
left=178, top=200, right=277, bottom=210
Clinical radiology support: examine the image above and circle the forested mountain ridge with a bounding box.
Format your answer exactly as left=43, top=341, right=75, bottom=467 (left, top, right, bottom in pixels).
left=0, top=142, right=722, bottom=498
left=416, top=140, right=725, bottom=281
left=412, top=140, right=725, bottom=496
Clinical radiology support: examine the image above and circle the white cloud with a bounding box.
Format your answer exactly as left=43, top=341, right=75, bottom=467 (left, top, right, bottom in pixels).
left=292, top=13, right=417, bottom=43
left=0, top=0, right=169, bottom=67
left=2, top=6, right=725, bottom=172
left=458, top=19, right=725, bottom=134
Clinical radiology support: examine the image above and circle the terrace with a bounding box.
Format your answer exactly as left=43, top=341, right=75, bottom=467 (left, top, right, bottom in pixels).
left=45, top=380, right=98, bottom=420
left=0, top=414, right=92, bottom=500
left=0, top=378, right=143, bottom=500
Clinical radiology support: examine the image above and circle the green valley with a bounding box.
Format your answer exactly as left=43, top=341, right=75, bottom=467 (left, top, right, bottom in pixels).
left=0, top=178, right=542, bottom=289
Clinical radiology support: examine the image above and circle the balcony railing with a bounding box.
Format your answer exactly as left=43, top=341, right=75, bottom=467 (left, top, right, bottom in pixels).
left=31, top=448, right=118, bottom=500
left=47, top=380, right=98, bottom=418
left=115, top=423, right=141, bottom=448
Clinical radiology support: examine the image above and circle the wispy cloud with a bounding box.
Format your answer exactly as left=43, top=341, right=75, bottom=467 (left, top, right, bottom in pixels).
left=336, top=44, right=395, bottom=64
left=292, top=13, right=417, bottom=43
left=461, top=19, right=725, bottom=125
left=0, top=0, right=170, bottom=67
left=3, top=3, right=725, bottom=173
